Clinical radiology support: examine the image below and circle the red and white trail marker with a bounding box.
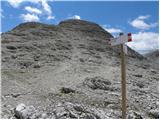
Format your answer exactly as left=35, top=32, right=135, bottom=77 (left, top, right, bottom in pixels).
left=128, top=33, right=132, bottom=42
left=108, top=33, right=132, bottom=46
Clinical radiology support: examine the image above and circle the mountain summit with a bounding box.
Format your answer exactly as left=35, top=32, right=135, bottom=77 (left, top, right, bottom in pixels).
left=2, top=19, right=145, bottom=70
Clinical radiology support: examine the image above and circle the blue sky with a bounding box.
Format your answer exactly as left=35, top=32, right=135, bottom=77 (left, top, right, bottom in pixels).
left=0, top=0, right=159, bottom=54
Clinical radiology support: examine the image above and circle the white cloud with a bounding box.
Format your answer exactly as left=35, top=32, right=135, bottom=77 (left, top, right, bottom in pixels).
left=7, top=0, right=54, bottom=21
left=7, top=0, right=26, bottom=8
left=127, top=32, right=159, bottom=53
left=41, top=0, right=52, bottom=15
left=7, top=0, right=53, bottom=7
left=102, top=25, right=122, bottom=34
left=129, top=15, right=158, bottom=30
left=0, top=8, right=4, bottom=18
left=104, top=28, right=122, bottom=34
left=25, top=6, right=42, bottom=14
left=137, top=15, right=150, bottom=20
left=21, top=13, right=40, bottom=22
left=47, top=15, right=55, bottom=20
left=70, top=15, right=81, bottom=20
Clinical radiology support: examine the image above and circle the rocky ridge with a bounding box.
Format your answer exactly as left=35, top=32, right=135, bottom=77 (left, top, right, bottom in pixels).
left=144, top=50, right=159, bottom=64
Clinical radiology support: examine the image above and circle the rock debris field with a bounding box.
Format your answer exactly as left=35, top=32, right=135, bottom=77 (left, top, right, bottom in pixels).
left=1, top=19, right=159, bottom=119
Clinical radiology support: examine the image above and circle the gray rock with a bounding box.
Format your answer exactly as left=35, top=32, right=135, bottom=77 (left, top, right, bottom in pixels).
left=54, top=106, right=68, bottom=118
left=148, top=109, right=159, bottom=119
left=79, top=58, right=85, bottom=62
left=133, top=74, right=143, bottom=78
left=127, top=111, right=143, bottom=119
left=21, top=109, right=29, bottom=119
left=83, top=76, right=112, bottom=90
left=41, top=113, right=48, bottom=119
left=33, top=63, right=41, bottom=68
left=6, top=45, right=17, bottom=50
left=53, top=102, right=102, bottom=119
left=11, top=55, right=17, bottom=59
left=136, top=82, right=145, bottom=88
left=14, top=103, right=26, bottom=119
left=151, top=70, right=157, bottom=74
left=19, top=60, right=33, bottom=69
left=14, top=104, right=39, bottom=119
left=60, top=87, right=76, bottom=94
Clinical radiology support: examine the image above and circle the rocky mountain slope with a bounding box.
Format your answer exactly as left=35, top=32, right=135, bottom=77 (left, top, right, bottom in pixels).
left=144, top=50, right=159, bottom=64
left=1, top=19, right=159, bottom=119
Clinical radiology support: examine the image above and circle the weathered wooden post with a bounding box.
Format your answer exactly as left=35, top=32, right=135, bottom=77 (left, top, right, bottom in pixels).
left=108, top=32, right=132, bottom=119
left=119, top=33, right=126, bottom=119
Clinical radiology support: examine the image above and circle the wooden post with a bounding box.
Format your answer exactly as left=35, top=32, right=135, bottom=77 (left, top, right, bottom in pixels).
left=121, top=44, right=127, bottom=119
left=120, top=33, right=127, bottom=119
left=109, top=32, right=131, bottom=119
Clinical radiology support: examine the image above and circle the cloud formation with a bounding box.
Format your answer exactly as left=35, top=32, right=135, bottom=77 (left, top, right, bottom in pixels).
left=102, top=25, right=122, bottom=34
left=103, top=28, right=122, bottom=34
left=127, top=32, right=159, bottom=53
left=69, top=15, right=81, bottom=20
left=41, top=0, right=55, bottom=20
left=7, top=0, right=25, bottom=8
left=0, top=8, right=4, bottom=18
left=129, top=15, right=158, bottom=30
left=47, top=15, right=55, bottom=20
left=20, top=13, right=40, bottom=22
left=7, top=0, right=52, bottom=7
left=41, top=0, right=52, bottom=15
left=25, top=6, right=42, bottom=14
left=7, top=0, right=54, bottom=21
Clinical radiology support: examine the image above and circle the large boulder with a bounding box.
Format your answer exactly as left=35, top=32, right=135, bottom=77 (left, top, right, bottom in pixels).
left=14, top=103, right=40, bottom=119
